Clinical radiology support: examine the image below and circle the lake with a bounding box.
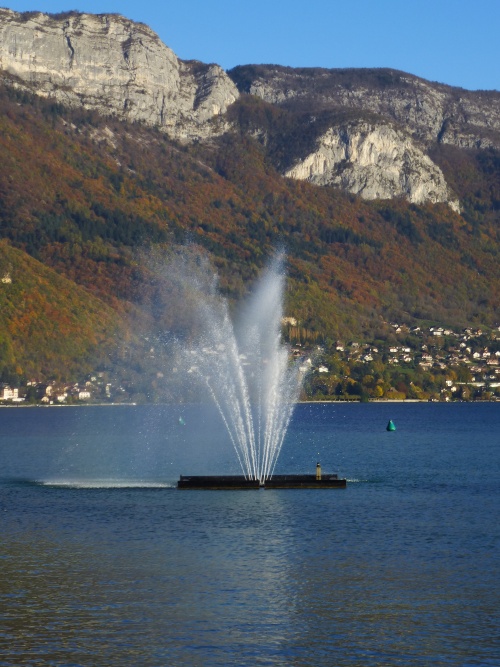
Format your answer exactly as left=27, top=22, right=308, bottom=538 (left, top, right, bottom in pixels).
left=0, top=403, right=499, bottom=666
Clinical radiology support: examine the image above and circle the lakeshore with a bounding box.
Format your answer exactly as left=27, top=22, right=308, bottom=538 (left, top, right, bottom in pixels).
left=2, top=395, right=499, bottom=409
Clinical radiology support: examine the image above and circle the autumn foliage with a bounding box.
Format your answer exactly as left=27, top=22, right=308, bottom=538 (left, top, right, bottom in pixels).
left=0, top=84, right=499, bottom=382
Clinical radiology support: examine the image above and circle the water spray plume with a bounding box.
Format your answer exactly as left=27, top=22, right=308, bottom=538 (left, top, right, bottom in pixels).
left=177, top=251, right=305, bottom=483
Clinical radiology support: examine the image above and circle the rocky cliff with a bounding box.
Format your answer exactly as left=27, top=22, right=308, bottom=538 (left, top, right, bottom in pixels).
left=284, top=119, right=460, bottom=211
left=229, top=65, right=500, bottom=208
left=1, top=10, right=499, bottom=209
left=229, top=65, right=500, bottom=149
left=0, top=9, right=239, bottom=140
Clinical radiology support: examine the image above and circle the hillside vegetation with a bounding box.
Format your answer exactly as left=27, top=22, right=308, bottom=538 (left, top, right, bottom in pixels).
left=0, top=83, right=499, bottom=386
left=0, top=240, right=121, bottom=382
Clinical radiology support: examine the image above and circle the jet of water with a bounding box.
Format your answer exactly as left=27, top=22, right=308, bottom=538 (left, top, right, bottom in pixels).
left=181, top=252, right=305, bottom=482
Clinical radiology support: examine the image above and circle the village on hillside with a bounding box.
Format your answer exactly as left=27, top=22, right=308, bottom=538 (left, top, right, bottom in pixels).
left=1, top=323, right=499, bottom=405
left=301, top=323, right=500, bottom=402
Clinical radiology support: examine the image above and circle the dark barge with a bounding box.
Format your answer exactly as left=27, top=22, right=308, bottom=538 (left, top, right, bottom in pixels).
left=178, top=475, right=260, bottom=490
left=178, top=464, right=347, bottom=490
left=264, top=474, right=346, bottom=489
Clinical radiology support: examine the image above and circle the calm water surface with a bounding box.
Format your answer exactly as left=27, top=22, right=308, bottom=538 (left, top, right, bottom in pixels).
left=0, top=403, right=499, bottom=666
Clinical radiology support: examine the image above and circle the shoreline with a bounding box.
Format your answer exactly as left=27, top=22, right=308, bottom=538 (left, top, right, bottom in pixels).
left=0, top=399, right=498, bottom=408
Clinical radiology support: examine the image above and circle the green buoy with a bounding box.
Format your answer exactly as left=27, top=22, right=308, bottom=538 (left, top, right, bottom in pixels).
left=386, top=419, right=396, bottom=431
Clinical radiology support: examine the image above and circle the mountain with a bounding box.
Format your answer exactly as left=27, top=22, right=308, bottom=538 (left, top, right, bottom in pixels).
left=228, top=65, right=500, bottom=209
left=0, top=8, right=238, bottom=140
left=228, top=65, right=500, bottom=149
left=2, top=10, right=500, bottom=209
left=1, top=9, right=499, bottom=208
left=0, top=9, right=498, bottom=389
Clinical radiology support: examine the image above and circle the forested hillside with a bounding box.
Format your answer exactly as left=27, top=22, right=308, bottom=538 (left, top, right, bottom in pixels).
left=0, top=240, right=121, bottom=382
left=0, top=83, right=499, bottom=387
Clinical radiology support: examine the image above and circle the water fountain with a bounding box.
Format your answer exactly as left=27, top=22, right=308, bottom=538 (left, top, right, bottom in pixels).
left=173, top=252, right=346, bottom=489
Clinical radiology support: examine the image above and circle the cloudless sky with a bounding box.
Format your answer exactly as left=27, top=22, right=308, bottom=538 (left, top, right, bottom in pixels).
left=3, top=0, right=499, bottom=91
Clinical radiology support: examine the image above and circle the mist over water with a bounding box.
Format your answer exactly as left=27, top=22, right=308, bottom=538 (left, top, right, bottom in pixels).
left=9, top=251, right=304, bottom=487
left=173, top=252, right=304, bottom=482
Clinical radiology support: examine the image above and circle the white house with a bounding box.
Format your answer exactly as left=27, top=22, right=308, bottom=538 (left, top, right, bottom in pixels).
left=0, top=385, right=18, bottom=400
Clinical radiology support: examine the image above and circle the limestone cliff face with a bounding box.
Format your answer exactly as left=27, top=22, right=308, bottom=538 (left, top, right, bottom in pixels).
left=0, top=9, right=239, bottom=140
left=284, top=120, right=460, bottom=211
left=231, top=65, right=500, bottom=150
left=1, top=11, right=496, bottom=209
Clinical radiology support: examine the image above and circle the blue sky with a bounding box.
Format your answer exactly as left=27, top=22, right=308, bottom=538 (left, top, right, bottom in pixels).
left=3, top=0, right=499, bottom=91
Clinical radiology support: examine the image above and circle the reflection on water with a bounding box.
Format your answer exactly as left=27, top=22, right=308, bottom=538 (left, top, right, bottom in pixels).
left=1, top=491, right=299, bottom=667
left=0, top=403, right=499, bottom=666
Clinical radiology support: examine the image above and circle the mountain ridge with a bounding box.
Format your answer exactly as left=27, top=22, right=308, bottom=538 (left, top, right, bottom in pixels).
left=0, top=9, right=498, bottom=390
left=0, top=9, right=499, bottom=208
left=228, top=64, right=500, bottom=148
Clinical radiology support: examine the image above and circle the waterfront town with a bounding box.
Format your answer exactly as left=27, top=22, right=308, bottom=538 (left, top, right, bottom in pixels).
left=1, top=323, right=499, bottom=404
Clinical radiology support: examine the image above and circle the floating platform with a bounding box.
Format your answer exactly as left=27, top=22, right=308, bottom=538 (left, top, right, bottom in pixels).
left=265, top=474, right=346, bottom=489
left=177, top=474, right=347, bottom=490
left=178, top=475, right=260, bottom=490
